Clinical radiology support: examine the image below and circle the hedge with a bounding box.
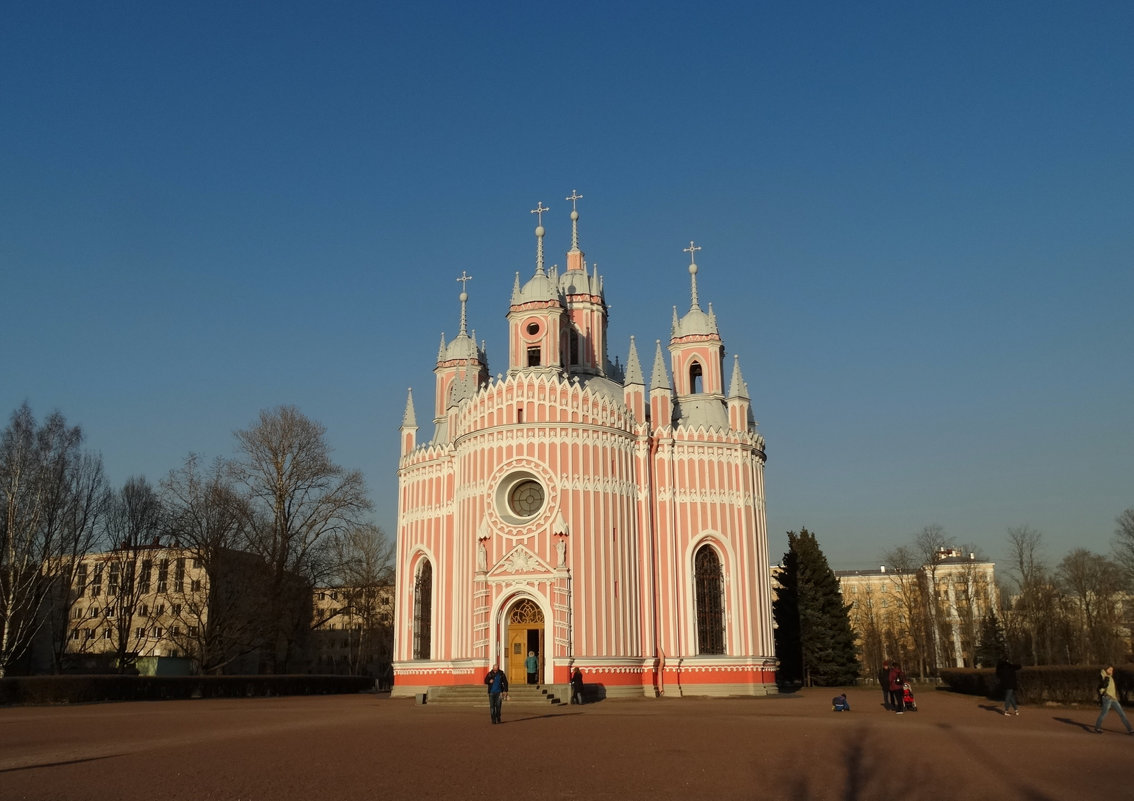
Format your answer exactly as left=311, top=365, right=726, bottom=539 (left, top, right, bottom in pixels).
left=0, top=674, right=375, bottom=706
left=938, top=664, right=1134, bottom=705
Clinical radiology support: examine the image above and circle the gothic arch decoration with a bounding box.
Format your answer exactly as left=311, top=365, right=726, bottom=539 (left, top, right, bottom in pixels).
left=412, top=557, right=433, bottom=660
left=693, top=543, right=725, bottom=655
left=509, top=597, right=545, bottom=624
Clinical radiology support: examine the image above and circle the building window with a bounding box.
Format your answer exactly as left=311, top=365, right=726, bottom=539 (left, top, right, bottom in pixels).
left=89, top=607, right=99, bottom=618
left=172, top=604, right=182, bottom=616
left=175, top=557, right=185, bottom=593
left=157, top=559, right=169, bottom=593
left=75, top=563, right=88, bottom=595
left=135, top=627, right=146, bottom=639
left=71, top=630, right=80, bottom=641
left=108, top=562, right=120, bottom=596
left=689, top=361, right=703, bottom=394
left=191, top=579, right=202, bottom=592
left=694, top=545, right=725, bottom=655
left=140, top=559, right=152, bottom=592
left=91, top=563, right=103, bottom=597
left=103, top=629, right=112, bottom=640
left=527, top=346, right=541, bottom=367
left=153, top=627, right=163, bottom=638
left=413, top=560, right=433, bottom=660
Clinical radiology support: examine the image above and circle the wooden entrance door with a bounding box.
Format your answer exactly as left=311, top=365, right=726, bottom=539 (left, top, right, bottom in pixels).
left=505, top=599, right=544, bottom=685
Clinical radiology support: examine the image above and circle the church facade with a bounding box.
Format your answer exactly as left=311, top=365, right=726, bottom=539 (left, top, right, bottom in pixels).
left=392, top=195, right=777, bottom=697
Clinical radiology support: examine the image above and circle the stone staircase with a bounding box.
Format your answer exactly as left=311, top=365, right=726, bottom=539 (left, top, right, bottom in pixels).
left=426, top=684, right=566, bottom=706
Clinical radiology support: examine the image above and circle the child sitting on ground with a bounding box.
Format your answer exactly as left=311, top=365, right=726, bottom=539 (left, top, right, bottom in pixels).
left=832, top=693, right=850, bottom=711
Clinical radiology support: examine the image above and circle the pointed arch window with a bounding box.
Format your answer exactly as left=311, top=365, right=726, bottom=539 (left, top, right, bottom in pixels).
left=568, top=328, right=580, bottom=366
left=694, top=545, right=725, bottom=654
left=689, top=361, right=703, bottom=394
left=413, top=560, right=433, bottom=660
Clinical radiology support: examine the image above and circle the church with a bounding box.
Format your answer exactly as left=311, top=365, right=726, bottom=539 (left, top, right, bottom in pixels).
left=392, top=194, right=777, bottom=698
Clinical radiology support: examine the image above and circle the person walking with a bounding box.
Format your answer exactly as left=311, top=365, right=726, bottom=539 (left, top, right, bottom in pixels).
left=571, top=667, right=585, bottom=705
left=996, top=657, right=1022, bottom=716
left=525, top=650, right=538, bottom=684
left=1094, top=665, right=1133, bottom=734
left=878, top=660, right=891, bottom=710
left=484, top=663, right=509, bottom=724
left=888, top=661, right=906, bottom=714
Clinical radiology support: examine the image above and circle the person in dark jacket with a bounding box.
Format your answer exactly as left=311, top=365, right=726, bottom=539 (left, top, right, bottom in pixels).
left=571, top=667, right=585, bottom=705
left=484, top=664, right=509, bottom=724
left=996, top=657, right=1022, bottom=716
left=888, top=662, right=906, bottom=714
left=878, top=660, right=890, bottom=710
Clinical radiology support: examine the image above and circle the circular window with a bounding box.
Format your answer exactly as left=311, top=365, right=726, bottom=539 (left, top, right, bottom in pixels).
left=508, top=480, right=545, bottom=518
left=526, top=322, right=540, bottom=336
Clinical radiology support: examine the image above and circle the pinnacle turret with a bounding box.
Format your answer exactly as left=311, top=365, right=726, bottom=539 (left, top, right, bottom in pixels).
left=624, top=336, right=644, bottom=386
left=650, top=340, right=670, bottom=392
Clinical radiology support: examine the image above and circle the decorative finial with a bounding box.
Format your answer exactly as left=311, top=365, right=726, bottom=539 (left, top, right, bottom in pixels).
left=683, top=240, right=702, bottom=310
left=531, top=201, right=550, bottom=276
left=456, top=270, right=472, bottom=336
left=566, top=190, right=583, bottom=251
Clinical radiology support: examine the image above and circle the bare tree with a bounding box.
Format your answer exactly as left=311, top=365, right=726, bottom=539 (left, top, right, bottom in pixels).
left=1004, top=525, right=1067, bottom=665
left=230, top=406, right=372, bottom=672
left=162, top=453, right=265, bottom=674
left=321, top=524, right=395, bottom=679
left=99, top=477, right=166, bottom=672
left=1113, top=508, right=1134, bottom=588
left=1056, top=548, right=1125, bottom=663
left=882, top=545, right=931, bottom=676
left=0, top=404, right=105, bottom=677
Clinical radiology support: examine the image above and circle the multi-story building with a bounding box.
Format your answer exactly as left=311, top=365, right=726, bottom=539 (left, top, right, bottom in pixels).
left=837, top=549, right=998, bottom=677
left=309, top=584, right=395, bottom=684
left=394, top=196, right=777, bottom=698
left=65, top=545, right=270, bottom=675
left=66, top=545, right=208, bottom=673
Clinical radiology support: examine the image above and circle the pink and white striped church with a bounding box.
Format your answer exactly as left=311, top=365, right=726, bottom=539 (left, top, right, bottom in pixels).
left=392, top=193, right=777, bottom=698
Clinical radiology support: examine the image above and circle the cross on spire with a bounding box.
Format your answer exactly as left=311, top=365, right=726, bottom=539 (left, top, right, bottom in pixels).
left=455, top=270, right=472, bottom=336
left=531, top=201, right=549, bottom=227
left=566, top=190, right=583, bottom=251
left=684, top=241, right=703, bottom=310
left=531, top=202, right=549, bottom=275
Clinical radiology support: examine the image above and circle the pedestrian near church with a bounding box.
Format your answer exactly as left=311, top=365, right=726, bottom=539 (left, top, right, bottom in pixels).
left=525, top=650, right=538, bottom=684
left=1094, top=665, right=1133, bottom=734
left=996, top=657, right=1022, bottom=716
left=485, top=664, right=509, bottom=724
left=878, top=660, right=890, bottom=710
left=571, top=667, right=585, bottom=705
left=888, top=662, right=906, bottom=714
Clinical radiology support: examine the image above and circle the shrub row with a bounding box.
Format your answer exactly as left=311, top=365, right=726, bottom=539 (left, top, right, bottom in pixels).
left=938, top=664, right=1134, bottom=705
left=0, top=674, right=375, bottom=706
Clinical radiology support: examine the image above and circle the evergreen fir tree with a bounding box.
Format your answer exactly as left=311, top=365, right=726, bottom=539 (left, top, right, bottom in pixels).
left=775, top=528, right=860, bottom=686
left=975, top=610, right=1008, bottom=667
left=772, top=544, right=802, bottom=684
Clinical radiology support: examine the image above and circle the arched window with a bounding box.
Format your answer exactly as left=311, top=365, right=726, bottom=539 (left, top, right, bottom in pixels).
left=568, top=328, right=580, bottom=366
left=413, top=560, right=433, bottom=660
left=694, top=545, right=725, bottom=654
left=689, top=361, right=703, bottom=394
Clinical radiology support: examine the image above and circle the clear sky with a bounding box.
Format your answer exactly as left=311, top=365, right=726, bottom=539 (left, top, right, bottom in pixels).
left=3, top=2, right=1132, bottom=572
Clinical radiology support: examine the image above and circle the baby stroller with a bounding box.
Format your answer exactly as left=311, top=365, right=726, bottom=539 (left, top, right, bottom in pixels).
left=901, top=682, right=918, bottom=712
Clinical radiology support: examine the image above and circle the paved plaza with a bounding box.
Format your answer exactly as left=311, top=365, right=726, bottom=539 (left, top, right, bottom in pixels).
left=0, top=686, right=1128, bottom=800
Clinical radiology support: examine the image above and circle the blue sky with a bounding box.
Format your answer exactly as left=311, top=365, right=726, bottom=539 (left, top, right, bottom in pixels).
left=3, top=2, right=1132, bottom=572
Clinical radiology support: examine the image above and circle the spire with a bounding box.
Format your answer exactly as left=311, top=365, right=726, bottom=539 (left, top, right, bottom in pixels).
left=624, top=336, right=644, bottom=386
left=456, top=270, right=473, bottom=337
left=650, top=340, right=670, bottom=391
left=437, top=332, right=446, bottom=361
left=566, top=189, right=583, bottom=252
left=511, top=271, right=522, bottom=304
left=531, top=201, right=549, bottom=276
left=683, top=240, right=703, bottom=311
left=728, top=354, right=748, bottom=399
left=401, top=388, right=417, bottom=427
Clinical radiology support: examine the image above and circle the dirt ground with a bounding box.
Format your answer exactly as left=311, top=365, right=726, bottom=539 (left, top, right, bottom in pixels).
left=0, top=686, right=1128, bottom=801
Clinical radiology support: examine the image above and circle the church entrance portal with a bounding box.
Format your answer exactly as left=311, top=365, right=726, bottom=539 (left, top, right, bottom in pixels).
left=505, top=598, right=544, bottom=685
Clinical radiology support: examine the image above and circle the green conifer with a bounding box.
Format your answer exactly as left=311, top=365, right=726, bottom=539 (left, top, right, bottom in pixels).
left=774, top=528, right=860, bottom=686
